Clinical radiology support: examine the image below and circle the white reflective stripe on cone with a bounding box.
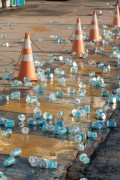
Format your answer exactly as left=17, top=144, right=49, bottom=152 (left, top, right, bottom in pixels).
left=91, top=25, right=98, bottom=29
left=74, top=34, right=83, bottom=40
left=92, top=16, right=97, bottom=21
left=22, top=55, right=33, bottom=61
left=114, top=14, right=120, bottom=18
left=76, top=24, right=82, bottom=30
left=24, top=39, right=32, bottom=49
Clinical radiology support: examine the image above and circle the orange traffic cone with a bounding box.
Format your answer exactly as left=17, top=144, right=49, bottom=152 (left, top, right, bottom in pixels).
left=18, top=33, right=37, bottom=81
left=88, top=11, right=100, bottom=42
left=115, top=0, right=120, bottom=10
left=71, top=18, right=85, bottom=55
left=112, top=3, right=120, bottom=26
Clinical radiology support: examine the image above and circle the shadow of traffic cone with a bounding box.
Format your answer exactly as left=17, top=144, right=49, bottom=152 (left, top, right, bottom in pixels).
left=18, top=33, right=37, bottom=81
left=88, top=11, right=100, bottom=42
left=71, top=18, right=85, bottom=55
left=112, top=3, right=120, bottom=26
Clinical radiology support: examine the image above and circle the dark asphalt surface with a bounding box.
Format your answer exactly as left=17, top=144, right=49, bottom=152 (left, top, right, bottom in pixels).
left=65, top=106, right=120, bottom=180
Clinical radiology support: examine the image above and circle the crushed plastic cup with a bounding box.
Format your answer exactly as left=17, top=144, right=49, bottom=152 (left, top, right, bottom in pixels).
left=11, top=80, right=22, bottom=87
left=55, top=90, right=63, bottom=98
left=53, top=126, right=62, bottom=135
left=33, top=107, right=41, bottom=114
left=67, top=87, right=75, bottom=94
left=101, top=90, right=108, bottom=97
left=74, top=98, right=81, bottom=106
left=23, top=77, right=30, bottom=83
left=98, top=62, right=104, bottom=68
left=2, top=74, right=13, bottom=80
left=1, top=34, right=7, bottom=39
left=73, top=62, right=77, bottom=67
left=71, top=125, right=80, bottom=134
left=21, top=127, right=29, bottom=134
left=77, top=90, right=86, bottom=97
left=58, top=56, right=63, bottom=61
left=17, top=114, right=26, bottom=121
left=24, top=82, right=32, bottom=87
left=65, top=58, right=73, bottom=66
left=26, top=95, right=38, bottom=104
left=3, top=42, right=9, bottom=47
left=43, top=112, right=53, bottom=120
left=47, top=160, right=57, bottom=169
left=87, top=131, right=97, bottom=139
left=4, top=157, right=16, bottom=167
left=79, top=82, right=87, bottom=88
left=10, top=148, right=22, bottom=157
left=75, top=110, right=82, bottom=118
left=19, top=121, right=25, bottom=128
left=79, top=153, right=90, bottom=164
left=79, top=133, right=86, bottom=141
left=107, top=120, right=116, bottom=128
left=3, top=68, right=9, bottom=72
left=33, top=55, right=38, bottom=61
left=71, top=109, right=77, bottom=116
left=85, top=105, right=90, bottom=114
left=33, top=111, right=42, bottom=119
left=4, top=119, right=15, bottom=128
left=97, top=111, right=106, bottom=120
left=0, top=117, right=6, bottom=125
left=92, top=120, right=106, bottom=129
left=49, top=93, right=56, bottom=103
left=57, top=111, right=64, bottom=118
left=58, top=77, right=66, bottom=86
left=34, top=61, right=40, bottom=68
left=37, top=118, right=45, bottom=126
left=29, top=156, right=39, bottom=167
left=48, top=125, right=55, bottom=132
left=77, top=144, right=85, bottom=151
left=56, top=121, right=64, bottom=127
left=28, top=118, right=37, bottom=126
left=39, top=158, right=48, bottom=168
left=89, top=71, right=95, bottom=77
left=0, top=172, right=7, bottom=180
left=33, top=84, right=39, bottom=92
left=39, top=60, right=45, bottom=67
left=2, top=129, right=12, bottom=136
left=42, top=123, right=49, bottom=132
left=70, top=66, right=78, bottom=73
left=103, top=66, right=109, bottom=73
left=108, top=94, right=117, bottom=104
left=71, top=51, right=76, bottom=56
left=74, top=134, right=82, bottom=143
left=0, top=95, right=9, bottom=101
left=10, top=91, right=21, bottom=100
left=57, top=127, right=67, bottom=135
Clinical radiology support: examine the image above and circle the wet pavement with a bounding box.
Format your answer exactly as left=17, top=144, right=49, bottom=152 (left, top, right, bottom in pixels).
left=0, top=0, right=120, bottom=179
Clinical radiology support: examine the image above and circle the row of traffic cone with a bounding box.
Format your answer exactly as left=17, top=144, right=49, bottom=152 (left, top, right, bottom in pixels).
left=72, top=3, right=120, bottom=55
left=17, top=4, right=120, bottom=81
left=72, top=11, right=100, bottom=55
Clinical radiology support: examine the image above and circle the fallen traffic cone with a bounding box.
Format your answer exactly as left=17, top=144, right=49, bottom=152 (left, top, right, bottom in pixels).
left=18, top=33, right=37, bottom=81
left=112, top=3, right=120, bottom=26
left=71, top=18, right=85, bottom=55
left=88, top=11, right=100, bottom=42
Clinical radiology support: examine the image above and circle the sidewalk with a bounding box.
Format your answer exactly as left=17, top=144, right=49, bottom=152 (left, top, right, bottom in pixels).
left=0, top=3, right=34, bottom=15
